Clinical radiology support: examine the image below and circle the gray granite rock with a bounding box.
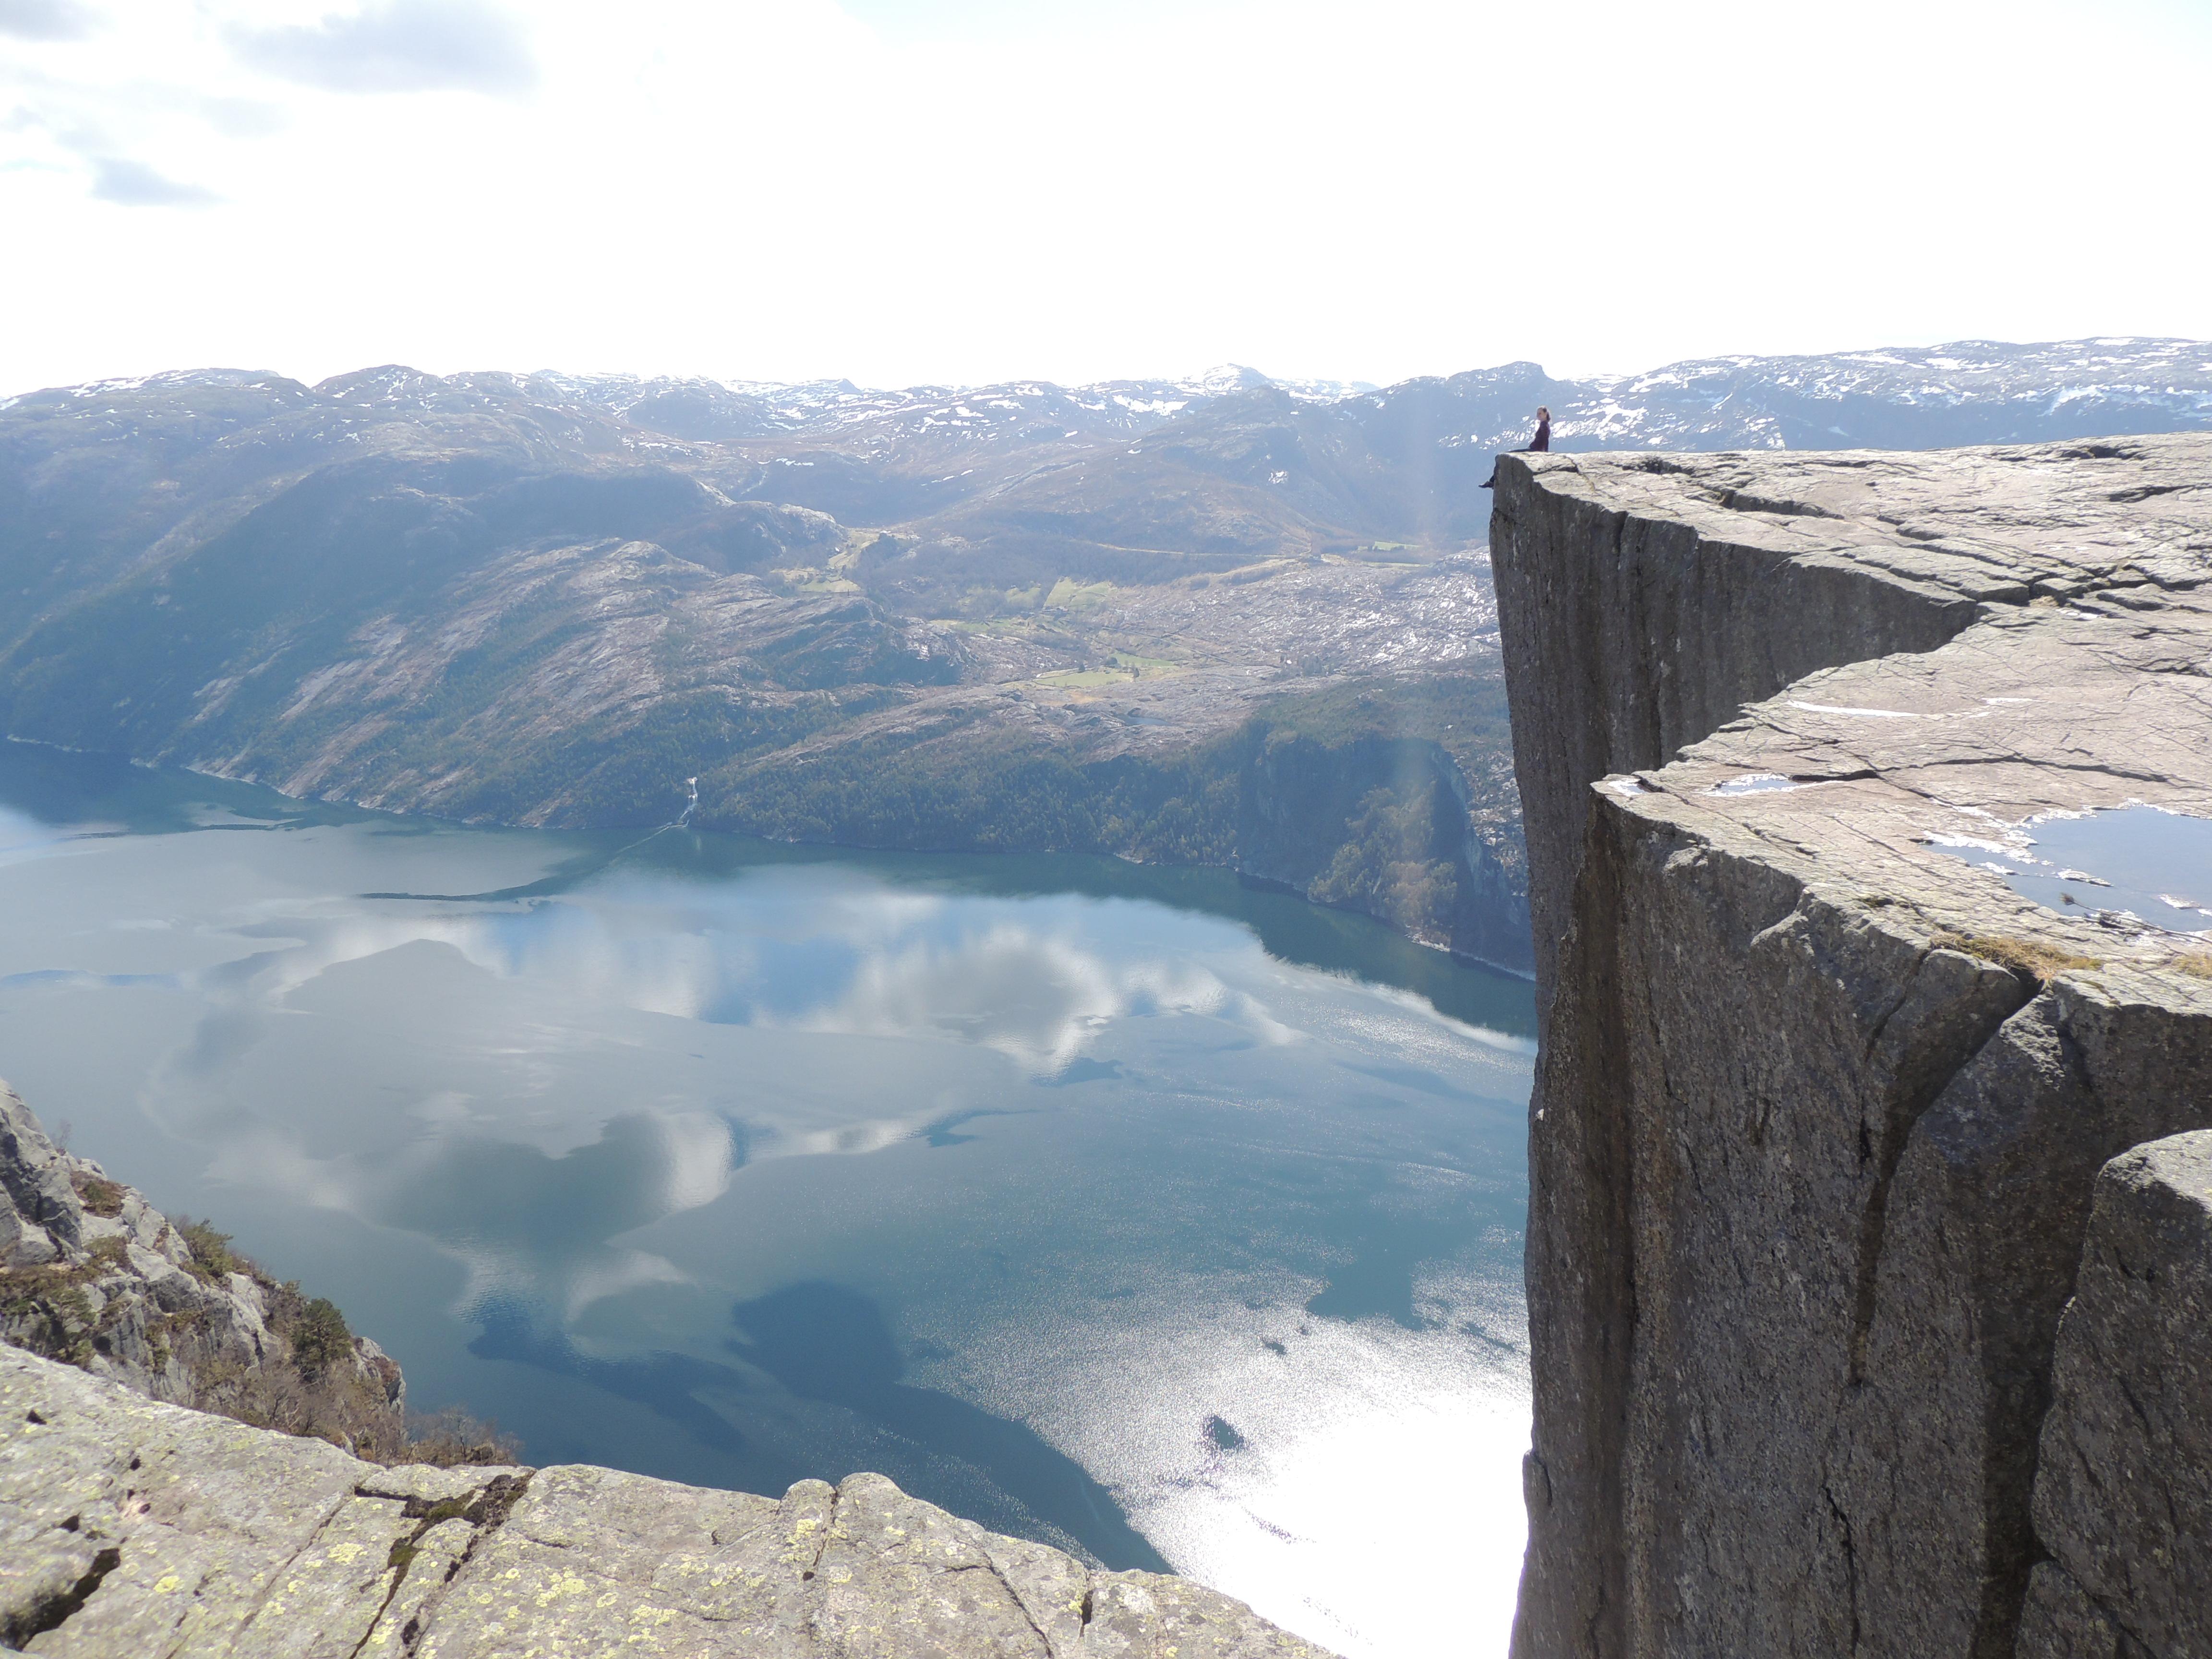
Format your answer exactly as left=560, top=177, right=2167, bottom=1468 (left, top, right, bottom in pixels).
left=1839, top=988, right=2212, bottom=1659
left=1490, top=435, right=2212, bottom=1659
left=0, top=1088, right=83, bottom=1270
left=0, top=1346, right=1334, bottom=1658
left=2019, top=1131, right=2212, bottom=1659
left=2015, top=1562, right=2132, bottom=1659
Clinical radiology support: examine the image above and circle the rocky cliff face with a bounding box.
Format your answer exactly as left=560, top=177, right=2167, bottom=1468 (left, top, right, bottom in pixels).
left=0, top=1082, right=413, bottom=1461
left=1491, top=436, right=2212, bottom=1659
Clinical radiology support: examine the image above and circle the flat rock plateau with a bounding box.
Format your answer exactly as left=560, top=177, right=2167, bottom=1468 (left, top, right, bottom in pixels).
left=1491, top=433, right=2212, bottom=1659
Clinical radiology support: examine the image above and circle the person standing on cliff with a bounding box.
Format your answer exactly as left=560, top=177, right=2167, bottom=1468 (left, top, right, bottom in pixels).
left=1481, top=406, right=1552, bottom=487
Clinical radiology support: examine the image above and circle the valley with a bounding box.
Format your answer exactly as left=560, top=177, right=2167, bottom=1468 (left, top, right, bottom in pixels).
left=3, top=337, right=2205, bottom=972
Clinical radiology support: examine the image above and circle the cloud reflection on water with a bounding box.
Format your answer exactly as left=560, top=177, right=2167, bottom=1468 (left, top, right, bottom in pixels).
left=0, top=775, right=1538, bottom=1659
left=129, top=872, right=1318, bottom=1322
left=797, top=922, right=1237, bottom=1076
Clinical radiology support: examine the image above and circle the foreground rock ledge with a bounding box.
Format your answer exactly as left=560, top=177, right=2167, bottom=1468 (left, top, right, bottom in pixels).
left=0, top=1346, right=1333, bottom=1659
left=1491, top=435, right=2212, bottom=1659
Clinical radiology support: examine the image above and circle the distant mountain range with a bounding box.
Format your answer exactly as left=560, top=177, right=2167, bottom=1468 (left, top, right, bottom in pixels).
left=2, top=337, right=2205, bottom=966
left=537, top=334, right=2212, bottom=455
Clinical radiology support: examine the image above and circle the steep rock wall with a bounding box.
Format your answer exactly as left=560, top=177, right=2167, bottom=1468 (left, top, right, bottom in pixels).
left=1491, top=436, right=2212, bottom=1659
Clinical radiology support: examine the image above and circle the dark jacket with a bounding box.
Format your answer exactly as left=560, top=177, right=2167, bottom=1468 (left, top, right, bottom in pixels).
left=1529, top=417, right=1551, bottom=453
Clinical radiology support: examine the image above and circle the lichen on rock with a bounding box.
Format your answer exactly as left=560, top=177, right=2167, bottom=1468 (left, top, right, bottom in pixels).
left=0, top=1345, right=1334, bottom=1657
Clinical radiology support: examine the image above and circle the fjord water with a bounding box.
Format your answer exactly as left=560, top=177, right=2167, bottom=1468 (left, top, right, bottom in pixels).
left=0, top=743, right=1534, bottom=1658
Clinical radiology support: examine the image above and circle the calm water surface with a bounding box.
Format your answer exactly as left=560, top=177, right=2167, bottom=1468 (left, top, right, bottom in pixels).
left=1930, top=804, right=2212, bottom=932
left=0, top=743, right=1534, bottom=1658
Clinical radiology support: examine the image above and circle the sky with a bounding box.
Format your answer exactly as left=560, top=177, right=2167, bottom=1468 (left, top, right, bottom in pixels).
left=2, top=0, right=2209, bottom=396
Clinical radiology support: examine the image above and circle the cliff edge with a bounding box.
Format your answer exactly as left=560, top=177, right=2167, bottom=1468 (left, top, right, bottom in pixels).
left=0, top=1346, right=1333, bottom=1658
left=1491, top=434, right=2212, bottom=1659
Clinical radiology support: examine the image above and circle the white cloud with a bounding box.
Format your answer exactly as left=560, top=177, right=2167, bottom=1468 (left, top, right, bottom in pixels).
left=800, top=924, right=1124, bottom=1075
left=88, top=153, right=217, bottom=205
left=0, top=0, right=2205, bottom=393
left=228, top=0, right=536, bottom=96
left=0, top=0, right=96, bottom=43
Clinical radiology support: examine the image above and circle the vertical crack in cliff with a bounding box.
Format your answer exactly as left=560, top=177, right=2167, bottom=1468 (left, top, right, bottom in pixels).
left=1821, top=1484, right=1862, bottom=1656
left=1517, top=804, right=1641, bottom=1659
left=1976, top=1013, right=2116, bottom=1659
left=0, top=1544, right=121, bottom=1648
left=1846, top=950, right=2036, bottom=1384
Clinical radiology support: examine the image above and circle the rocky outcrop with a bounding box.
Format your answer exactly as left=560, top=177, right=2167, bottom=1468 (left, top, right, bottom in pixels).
left=1490, top=435, right=2212, bottom=1659
left=1, top=1082, right=410, bottom=1461
left=0, top=1344, right=1332, bottom=1658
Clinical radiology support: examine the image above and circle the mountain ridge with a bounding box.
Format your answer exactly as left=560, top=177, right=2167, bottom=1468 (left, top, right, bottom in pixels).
left=2, top=337, right=2205, bottom=970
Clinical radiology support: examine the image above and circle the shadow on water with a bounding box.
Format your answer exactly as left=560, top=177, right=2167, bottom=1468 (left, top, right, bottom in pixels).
left=1300, top=1158, right=1508, bottom=1333
left=1305, top=1239, right=1435, bottom=1330
left=467, top=1284, right=1167, bottom=1573
left=470, top=1302, right=808, bottom=1496
left=729, top=1282, right=1171, bottom=1573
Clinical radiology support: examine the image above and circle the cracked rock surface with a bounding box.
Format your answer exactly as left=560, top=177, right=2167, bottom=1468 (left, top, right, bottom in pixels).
left=1490, top=435, right=2212, bottom=1659
left=0, top=1346, right=1334, bottom=1658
